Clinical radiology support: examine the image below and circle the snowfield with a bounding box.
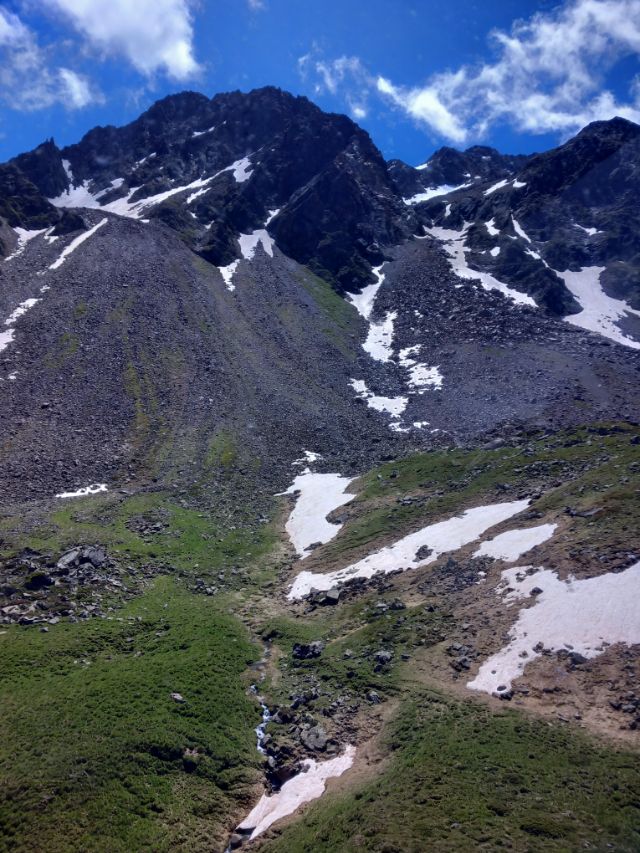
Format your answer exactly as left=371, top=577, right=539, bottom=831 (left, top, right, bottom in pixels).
left=281, top=470, right=356, bottom=559
left=425, top=225, right=536, bottom=306
left=288, top=499, right=530, bottom=600
left=557, top=266, right=640, bottom=349
left=473, top=523, right=557, bottom=562
left=468, top=561, right=640, bottom=695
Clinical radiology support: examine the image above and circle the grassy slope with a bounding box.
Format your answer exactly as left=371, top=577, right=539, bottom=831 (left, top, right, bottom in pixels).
left=261, top=691, right=640, bottom=852
left=257, top=424, right=640, bottom=852
left=1, top=424, right=639, bottom=851
left=0, top=578, right=260, bottom=853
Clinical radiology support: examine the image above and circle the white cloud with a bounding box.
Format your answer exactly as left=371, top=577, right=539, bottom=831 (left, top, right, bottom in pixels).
left=0, top=7, right=99, bottom=111
left=42, top=0, right=200, bottom=80
left=247, top=0, right=266, bottom=9
left=299, top=53, right=372, bottom=122
left=304, top=0, right=640, bottom=143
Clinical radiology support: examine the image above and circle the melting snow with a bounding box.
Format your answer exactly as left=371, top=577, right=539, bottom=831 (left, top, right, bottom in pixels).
left=426, top=225, right=536, bottom=306
left=56, top=483, right=108, bottom=499
left=485, top=219, right=499, bottom=237
left=192, top=126, right=216, bottom=138
left=484, top=179, right=509, bottom=196
left=512, top=217, right=531, bottom=243
left=350, top=379, right=408, bottom=419
left=238, top=229, right=274, bottom=260
left=468, top=561, right=640, bottom=695
left=404, top=182, right=471, bottom=205
left=347, top=265, right=396, bottom=362
left=347, top=264, right=385, bottom=321
left=574, top=223, right=600, bottom=236
left=50, top=157, right=253, bottom=219
left=363, top=310, right=396, bottom=362
left=288, top=499, right=530, bottom=600
left=3, top=227, right=47, bottom=261
left=280, top=470, right=355, bottom=559
left=513, top=180, right=527, bottom=189
left=237, top=746, right=356, bottom=840
left=293, top=450, right=322, bottom=466
left=558, top=266, right=640, bottom=349
left=232, top=156, right=253, bottom=183
left=1, top=297, right=40, bottom=353
left=490, top=246, right=501, bottom=257
left=473, top=523, right=557, bottom=562
left=398, top=345, right=443, bottom=391
left=49, top=219, right=108, bottom=270
left=218, top=261, right=240, bottom=292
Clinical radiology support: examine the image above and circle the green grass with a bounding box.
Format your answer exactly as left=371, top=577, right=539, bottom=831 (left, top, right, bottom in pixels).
left=205, top=430, right=238, bottom=470
left=0, top=491, right=276, bottom=581
left=296, top=268, right=359, bottom=358
left=321, top=423, right=640, bottom=564
left=262, top=690, right=640, bottom=852
left=0, top=577, right=262, bottom=853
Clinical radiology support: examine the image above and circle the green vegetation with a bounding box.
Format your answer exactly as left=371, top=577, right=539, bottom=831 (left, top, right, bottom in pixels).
left=0, top=578, right=261, bottom=853
left=296, top=268, right=359, bottom=357
left=206, top=430, right=238, bottom=470
left=322, top=423, right=640, bottom=564
left=263, top=690, right=640, bottom=852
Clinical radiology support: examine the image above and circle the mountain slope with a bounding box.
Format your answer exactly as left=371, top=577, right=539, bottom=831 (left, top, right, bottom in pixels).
left=0, top=89, right=639, bottom=853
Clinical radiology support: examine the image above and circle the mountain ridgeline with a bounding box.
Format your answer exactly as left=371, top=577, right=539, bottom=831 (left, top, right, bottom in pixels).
left=1, top=87, right=640, bottom=853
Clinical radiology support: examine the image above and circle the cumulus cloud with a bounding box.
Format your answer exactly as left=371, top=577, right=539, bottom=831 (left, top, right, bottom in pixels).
left=303, top=0, right=640, bottom=143
left=42, top=0, right=200, bottom=80
left=0, top=6, right=99, bottom=111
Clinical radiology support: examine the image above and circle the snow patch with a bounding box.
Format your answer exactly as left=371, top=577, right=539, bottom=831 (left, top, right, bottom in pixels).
left=574, top=223, right=601, bottom=236
left=237, top=746, right=356, bottom=840
left=484, top=179, right=509, bottom=196
left=473, top=524, right=557, bottom=562
left=3, top=227, right=47, bottom=261
left=232, top=156, right=253, bottom=183
left=218, top=261, right=239, bottom=292
left=426, top=225, right=536, bottom=306
left=404, top=182, right=471, bottom=205
left=558, top=266, right=640, bottom=349
left=49, top=218, right=108, bottom=270
left=280, top=471, right=355, bottom=559
left=363, top=310, right=396, bottom=362
left=490, top=246, right=501, bottom=257
left=485, top=219, right=499, bottom=237
left=347, top=264, right=385, bottom=321
left=288, top=499, right=530, bottom=600
left=1, top=297, right=40, bottom=353
left=398, top=345, right=443, bottom=391
left=468, top=561, right=640, bottom=695
left=56, top=483, right=108, bottom=499
left=192, top=126, right=216, bottom=138
left=238, top=229, right=274, bottom=260
left=512, top=217, right=531, bottom=243
left=350, top=379, right=408, bottom=418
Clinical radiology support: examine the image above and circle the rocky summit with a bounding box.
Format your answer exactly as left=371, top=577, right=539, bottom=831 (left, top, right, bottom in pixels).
left=1, top=87, right=639, bottom=853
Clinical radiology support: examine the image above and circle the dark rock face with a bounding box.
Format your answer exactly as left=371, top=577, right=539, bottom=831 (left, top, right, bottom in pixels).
left=0, top=164, right=59, bottom=237
left=12, top=86, right=413, bottom=293
left=1, top=90, right=639, bottom=509
left=389, top=145, right=530, bottom=199
left=418, top=116, right=640, bottom=317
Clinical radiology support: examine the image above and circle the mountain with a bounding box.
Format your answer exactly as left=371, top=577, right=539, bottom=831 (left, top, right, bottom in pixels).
left=1, top=89, right=639, bottom=853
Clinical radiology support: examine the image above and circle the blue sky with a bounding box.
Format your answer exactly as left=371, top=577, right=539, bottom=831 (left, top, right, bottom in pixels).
left=1, top=0, right=640, bottom=165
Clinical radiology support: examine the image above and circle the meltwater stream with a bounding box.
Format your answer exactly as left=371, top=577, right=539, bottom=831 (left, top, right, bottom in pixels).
left=225, top=647, right=355, bottom=849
